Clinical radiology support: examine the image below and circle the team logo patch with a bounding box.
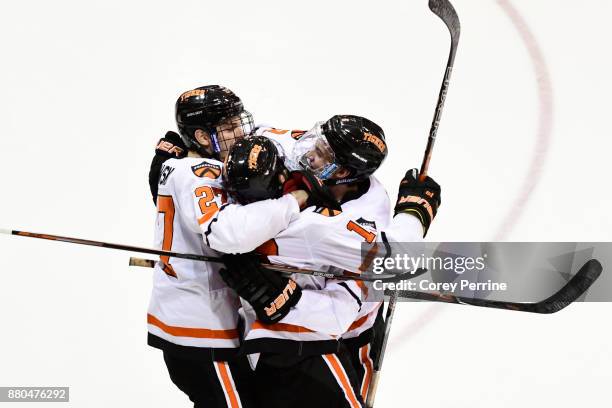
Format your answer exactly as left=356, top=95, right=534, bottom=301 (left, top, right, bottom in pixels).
left=363, top=132, right=386, bottom=153
left=191, top=161, right=222, bottom=179
left=355, top=217, right=377, bottom=231
left=315, top=207, right=343, bottom=217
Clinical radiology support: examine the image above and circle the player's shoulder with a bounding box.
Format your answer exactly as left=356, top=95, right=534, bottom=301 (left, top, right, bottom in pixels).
left=347, top=176, right=388, bottom=206
left=161, top=157, right=224, bottom=190
left=254, top=124, right=307, bottom=141
left=315, top=176, right=390, bottom=227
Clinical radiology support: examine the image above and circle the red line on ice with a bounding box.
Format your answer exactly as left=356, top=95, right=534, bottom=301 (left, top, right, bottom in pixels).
left=391, top=0, right=554, bottom=348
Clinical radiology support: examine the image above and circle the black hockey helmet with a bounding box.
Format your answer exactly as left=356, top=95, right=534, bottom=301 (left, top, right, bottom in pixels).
left=224, top=136, right=289, bottom=204
left=323, top=115, right=387, bottom=183
left=175, top=85, right=253, bottom=158
left=293, top=115, right=387, bottom=185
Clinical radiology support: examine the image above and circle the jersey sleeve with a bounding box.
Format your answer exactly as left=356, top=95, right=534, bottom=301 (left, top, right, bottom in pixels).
left=276, top=279, right=362, bottom=336
left=383, top=213, right=425, bottom=243
left=204, top=194, right=300, bottom=254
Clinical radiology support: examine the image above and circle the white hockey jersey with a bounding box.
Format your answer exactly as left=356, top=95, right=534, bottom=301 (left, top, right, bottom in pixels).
left=147, top=157, right=242, bottom=353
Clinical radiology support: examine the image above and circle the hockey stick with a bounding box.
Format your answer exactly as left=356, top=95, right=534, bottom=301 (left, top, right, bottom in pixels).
left=386, top=259, right=602, bottom=314
left=367, top=2, right=461, bottom=407
left=0, top=228, right=419, bottom=283
left=128, top=256, right=428, bottom=283
left=418, top=0, right=460, bottom=182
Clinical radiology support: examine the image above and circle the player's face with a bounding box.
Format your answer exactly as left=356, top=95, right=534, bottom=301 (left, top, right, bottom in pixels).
left=215, top=114, right=252, bottom=161
left=304, top=139, right=334, bottom=171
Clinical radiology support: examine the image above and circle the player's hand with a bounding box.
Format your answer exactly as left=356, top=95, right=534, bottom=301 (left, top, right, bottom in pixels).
left=149, top=131, right=188, bottom=204
left=394, top=168, right=441, bottom=237
left=283, top=171, right=342, bottom=211
left=290, top=190, right=309, bottom=208
left=220, top=254, right=302, bottom=325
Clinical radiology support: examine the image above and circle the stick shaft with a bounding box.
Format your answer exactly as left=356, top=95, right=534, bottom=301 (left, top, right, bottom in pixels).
left=419, top=0, right=461, bottom=181
left=419, top=62, right=455, bottom=179
left=366, top=290, right=399, bottom=408
left=2, top=228, right=407, bottom=282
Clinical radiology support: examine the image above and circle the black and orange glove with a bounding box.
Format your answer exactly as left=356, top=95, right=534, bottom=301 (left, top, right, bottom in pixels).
left=394, top=168, right=441, bottom=237
left=149, top=131, right=188, bottom=204
left=283, top=170, right=342, bottom=211
left=220, top=254, right=302, bottom=325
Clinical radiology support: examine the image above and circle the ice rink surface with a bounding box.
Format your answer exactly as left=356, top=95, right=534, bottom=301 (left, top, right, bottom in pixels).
left=0, top=0, right=610, bottom=406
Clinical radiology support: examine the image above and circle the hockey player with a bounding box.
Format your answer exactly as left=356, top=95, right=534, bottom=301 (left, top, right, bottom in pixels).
left=206, top=117, right=441, bottom=407
left=146, top=85, right=262, bottom=408
left=147, top=85, right=333, bottom=407
left=222, top=119, right=441, bottom=402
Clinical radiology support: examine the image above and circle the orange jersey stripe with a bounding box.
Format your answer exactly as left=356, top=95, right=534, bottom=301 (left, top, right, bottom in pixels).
left=214, top=362, right=242, bottom=408
left=251, top=321, right=315, bottom=334
left=147, top=314, right=239, bottom=340
left=323, top=354, right=362, bottom=408
left=198, top=208, right=219, bottom=225
left=347, top=314, right=370, bottom=332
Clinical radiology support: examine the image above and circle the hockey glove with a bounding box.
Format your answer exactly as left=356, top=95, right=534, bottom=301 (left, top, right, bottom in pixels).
left=149, top=131, right=188, bottom=204
left=220, top=254, right=302, bottom=325
left=283, top=170, right=342, bottom=211
left=394, top=168, right=441, bottom=237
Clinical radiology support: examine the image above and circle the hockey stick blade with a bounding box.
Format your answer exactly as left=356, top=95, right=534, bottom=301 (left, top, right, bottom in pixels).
left=429, top=0, right=460, bottom=45
left=387, top=259, right=603, bottom=313
left=521, top=259, right=601, bottom=313
left=128, top=257, right=427, bottom=283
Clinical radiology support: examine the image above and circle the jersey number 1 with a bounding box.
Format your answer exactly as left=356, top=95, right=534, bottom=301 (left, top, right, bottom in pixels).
left=347, top=221, right=376, bottom=243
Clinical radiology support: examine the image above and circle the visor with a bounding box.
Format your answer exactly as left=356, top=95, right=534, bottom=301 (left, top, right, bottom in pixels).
left=291, top=122, right=340, bottom=180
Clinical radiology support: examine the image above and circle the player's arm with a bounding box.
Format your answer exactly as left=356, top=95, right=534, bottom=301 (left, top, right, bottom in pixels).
left=203, top=192, right=305, bottom=254
left=149, top=131, right=187, bottom=204
left=204, top=170, right=334, bottom=254
left=290, top=168, right=440, bottom=280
